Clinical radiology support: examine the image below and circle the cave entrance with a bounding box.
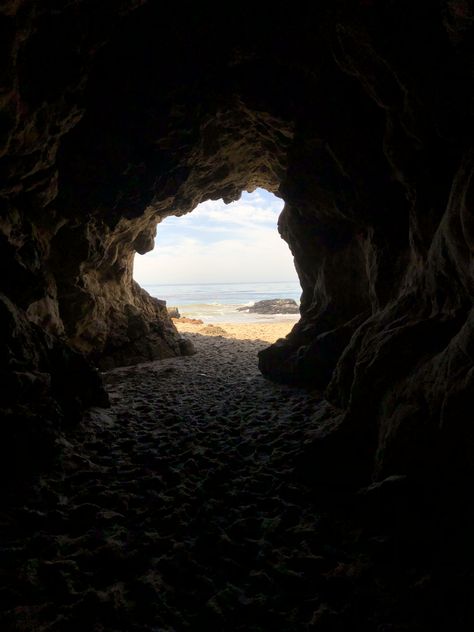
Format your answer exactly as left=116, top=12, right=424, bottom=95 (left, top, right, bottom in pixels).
left=133, top=188, right=301, bottom=328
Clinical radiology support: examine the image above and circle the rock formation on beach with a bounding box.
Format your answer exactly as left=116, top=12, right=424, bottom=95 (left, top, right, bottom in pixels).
left=173, top=316, right=204, bottom=325
left=237, top=299, right=299, bottom=314
left=167, top=306, right=181, bottom=319
left=1, top=1, right=474, bottom=627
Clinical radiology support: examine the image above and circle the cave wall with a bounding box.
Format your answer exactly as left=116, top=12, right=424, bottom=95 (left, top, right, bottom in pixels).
left=1, top=0, right=473, bottom=484
left=261, top=1, right=474, bottom=484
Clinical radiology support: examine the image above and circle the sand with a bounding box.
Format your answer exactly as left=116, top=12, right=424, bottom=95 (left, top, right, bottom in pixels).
left=174, top=318, right=297, bottom=343
left=0, top=320, right=466, bottom=630
left=0, top=321, right=356, bottom=631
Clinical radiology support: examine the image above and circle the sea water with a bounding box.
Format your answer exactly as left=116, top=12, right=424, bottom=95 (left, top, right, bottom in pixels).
left=142, top=281, right=302, bottom=323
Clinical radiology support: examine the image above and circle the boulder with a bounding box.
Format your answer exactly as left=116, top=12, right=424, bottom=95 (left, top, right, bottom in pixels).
left=237, top=299, right=299, bottom=314
left=174, top=317, right=204, bottom=325
left=178, top=337, right=196, bottom=355
left=167, top=307, right=181, bottom=319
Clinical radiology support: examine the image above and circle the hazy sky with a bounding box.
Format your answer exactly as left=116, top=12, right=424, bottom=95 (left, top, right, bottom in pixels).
left=133, top=189, right=299, bottom=284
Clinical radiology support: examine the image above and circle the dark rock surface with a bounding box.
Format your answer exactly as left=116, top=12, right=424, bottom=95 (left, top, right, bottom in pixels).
left=237, top=298, right=299, bottom=314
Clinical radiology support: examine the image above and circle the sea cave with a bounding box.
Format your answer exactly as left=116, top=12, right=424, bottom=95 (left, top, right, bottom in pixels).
left=1, top=1, right=474, bottom=629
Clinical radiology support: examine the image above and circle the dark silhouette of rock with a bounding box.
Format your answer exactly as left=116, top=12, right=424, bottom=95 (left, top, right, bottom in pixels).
left=178, top=337, right=196, bottom=355
left=237, top=299, right=299, bottom=314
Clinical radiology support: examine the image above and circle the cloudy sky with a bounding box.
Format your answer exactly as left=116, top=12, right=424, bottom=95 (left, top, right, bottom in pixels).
left=133, top=189, right=299, bottom=284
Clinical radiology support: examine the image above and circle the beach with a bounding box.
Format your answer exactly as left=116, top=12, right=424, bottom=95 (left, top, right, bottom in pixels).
left=174, top=317, right=297, bottom=343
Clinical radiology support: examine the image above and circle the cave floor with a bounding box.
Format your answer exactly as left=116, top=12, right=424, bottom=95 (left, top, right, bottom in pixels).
left=0, top=333, right=471, bottom=630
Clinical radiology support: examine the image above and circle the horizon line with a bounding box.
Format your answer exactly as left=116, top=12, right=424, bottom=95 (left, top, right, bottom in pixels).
left=139, top=280, right=301, bottom=286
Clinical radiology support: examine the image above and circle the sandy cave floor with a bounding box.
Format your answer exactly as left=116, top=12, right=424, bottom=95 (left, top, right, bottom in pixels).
left=0, top=323, right=461, bottom=630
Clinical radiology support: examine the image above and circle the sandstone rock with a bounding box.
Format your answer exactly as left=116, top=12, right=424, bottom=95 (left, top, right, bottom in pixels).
left=167, top=307, right=181, bottom=319
left=178, top=337, right=196, bottom=355
left=0, top=293, right=108, bottom=476
left=174, top=317, right=204, bottom=325
left=237, top=299, right=299, bottom=314
left=199, top=325, right=228, bottom=336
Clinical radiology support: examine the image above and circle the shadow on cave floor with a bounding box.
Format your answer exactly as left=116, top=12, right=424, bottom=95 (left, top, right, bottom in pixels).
left=1, top=334, right=473, bottom=630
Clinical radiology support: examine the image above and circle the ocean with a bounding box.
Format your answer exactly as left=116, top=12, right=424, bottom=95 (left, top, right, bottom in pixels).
left=142, top=281, right=302, bottom=323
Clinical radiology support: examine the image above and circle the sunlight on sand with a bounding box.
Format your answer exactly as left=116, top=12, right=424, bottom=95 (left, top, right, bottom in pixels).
left=174, top=320, right=297, bottom=343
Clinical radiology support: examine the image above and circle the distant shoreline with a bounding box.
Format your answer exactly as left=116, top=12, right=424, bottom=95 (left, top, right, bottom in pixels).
left=141, top=280, right=300, bottom=286
left=172, top=303, right=300, bottom=325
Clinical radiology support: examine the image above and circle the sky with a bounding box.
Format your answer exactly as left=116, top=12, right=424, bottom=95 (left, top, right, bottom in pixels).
left=133, top=189, right=299, bottom=284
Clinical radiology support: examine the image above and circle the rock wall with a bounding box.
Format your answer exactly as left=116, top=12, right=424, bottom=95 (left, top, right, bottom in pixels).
left=1, top=0, right=473, bottom=484
left=260, top=2, right=474, bottom=485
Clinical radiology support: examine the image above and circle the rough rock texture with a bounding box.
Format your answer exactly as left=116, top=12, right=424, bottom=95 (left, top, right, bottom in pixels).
left=1, top=0, right=474, bottom=489
left=237, top=299, right=299, bottom=314
left=0, top=293, right=109, bottom=476
left=167, top=306, right=181, bottom=319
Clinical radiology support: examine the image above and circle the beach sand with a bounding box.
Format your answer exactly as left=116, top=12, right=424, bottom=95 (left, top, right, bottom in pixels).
left=0, top=320, right=359, bottom=630
left=174, top=317, right=298, bottom=343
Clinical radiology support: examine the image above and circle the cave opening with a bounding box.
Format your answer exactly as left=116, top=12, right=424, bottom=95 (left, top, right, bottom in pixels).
left=133, top=188, right=302, bottom=329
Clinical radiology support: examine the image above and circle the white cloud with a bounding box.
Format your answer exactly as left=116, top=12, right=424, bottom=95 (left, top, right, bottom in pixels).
left=193, top=200, right=280, bottom=226
left=133, top=190, right=298, bottom=284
